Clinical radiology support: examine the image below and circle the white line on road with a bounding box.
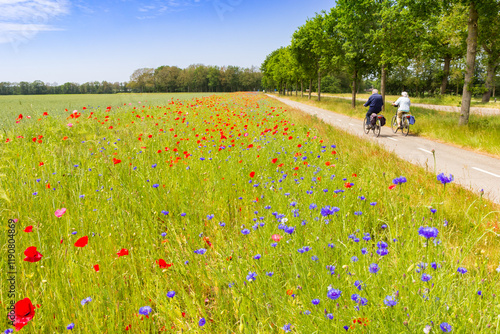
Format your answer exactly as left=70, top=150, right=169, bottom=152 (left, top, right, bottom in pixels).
left=348, top=123, right=356, bottom=126
left=472, top=167, right=500, bottom=178
left=418, top=148, right=434, bottom=154
left=387, top=137, right=398, bottom=142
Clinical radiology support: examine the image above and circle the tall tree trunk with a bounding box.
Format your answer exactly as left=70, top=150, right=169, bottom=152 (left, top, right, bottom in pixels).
left=440, top=57, right=451, bottom=95
left=381, top=64, right=387, bottom=111
left=296, top=80, right=298, bottom=96
left=317, top=71, right=322, bottom=102
left=459, top=2, right=478, bottom=126
left=308, top=79, right=312, bottom=100
left=482, top=62, right=497, bottom=102
left=301, top=80, right=303, bottom=98
left=351, top=70, right=358, bottom=108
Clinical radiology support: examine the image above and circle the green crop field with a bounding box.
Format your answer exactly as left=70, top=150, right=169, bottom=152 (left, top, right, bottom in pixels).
left=1, top=92, right=499, bottom=333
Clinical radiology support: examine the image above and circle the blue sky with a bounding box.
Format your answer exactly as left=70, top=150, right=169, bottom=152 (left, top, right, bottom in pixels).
left=0, top=0, right=334, bottom=84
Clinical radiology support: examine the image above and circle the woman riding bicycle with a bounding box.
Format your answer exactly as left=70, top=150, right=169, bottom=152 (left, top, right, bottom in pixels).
left=392, top=92, right=410, bottom=129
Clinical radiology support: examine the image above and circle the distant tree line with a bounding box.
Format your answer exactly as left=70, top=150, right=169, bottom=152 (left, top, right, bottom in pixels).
left=128, top=64, right=263, bottom=93
left=0, top=81, right=128, bottom=95
left=261, top=0, right=500, bottom=125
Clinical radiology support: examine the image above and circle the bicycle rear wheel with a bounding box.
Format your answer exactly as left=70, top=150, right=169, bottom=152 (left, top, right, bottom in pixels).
left=363, top=116, right=370, bottom=134
left=391, top=115, right=398, bottom=133
left=402, top=117, right=410, bottom=136
left=373, top=119, right=381, bottom=137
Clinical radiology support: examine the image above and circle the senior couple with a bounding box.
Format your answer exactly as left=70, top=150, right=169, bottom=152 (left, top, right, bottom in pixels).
left=364, top=89, right=410, bottom=129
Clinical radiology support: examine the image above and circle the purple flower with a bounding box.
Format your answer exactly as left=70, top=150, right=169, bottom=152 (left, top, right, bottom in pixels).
left=246, top=271, right=257, bottom=282
left=361, top=248, right=367, bottom=255
left=418, top=226, right=439, bottom=239
left=161, top=210, right=169, bottom=215
left=152, top=184, right=159, bottom=188
left=151, top=163, right=157, bottom=168
left=369, top=263, right=379, bottom=274
left=437, top=173, right=454, bottom=185
left=351, top=256, right=358, bottom=262
left=354, top=211, right=362, bottom=216
left=457, top=267, right=467, bottom=274
left=198, top=318, right=206, bottom=327
left=327, top=288, right=342, bottom=300
left=81, top=297, right=92, bottom=306
left=241, top=228, right=250, bottom=235
left=421, top=273, right=432, bottom=282
left=284, top=226, right=295, bottom=234
left=383, top=296, right=397, bottom=307
left=354, top=280, right=363, bottom=291
left=139, top=306, right=152, bottom=316
left=392, top=176, right=407, bottom=185
left=194, top=248, right=206, bottom=255
left=376, top=248, right=389, bottom=256
left=430, top=208, right=437, bottom=214
left=326, top=313, right=334, bottom=319
left=266, top=272, right=274, bottom=277
left=253, top=254, right=261, bottom=260
left=180, top=213, right=186, bottom=217
left=66, top=323, right=75, bottom=330
left=321, top=206, right=340, bottom=216
left=377, top=241, right=388, bottom=249
left=167, top=291, right=176, bottom=298
left=283, top=323, right=292, bottom=332
left=312, top=298, right=320, bottom=305
left=440, top=322, right=452, bottom=332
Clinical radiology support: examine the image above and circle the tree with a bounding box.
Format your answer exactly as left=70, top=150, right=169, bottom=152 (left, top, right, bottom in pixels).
left=129, top=68, right=154, bottom=93
left=479, top=0, right=500, bottom=102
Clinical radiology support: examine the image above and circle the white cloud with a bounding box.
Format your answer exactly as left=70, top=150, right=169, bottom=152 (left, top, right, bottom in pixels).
left=0, top=0, right=70, bottom=46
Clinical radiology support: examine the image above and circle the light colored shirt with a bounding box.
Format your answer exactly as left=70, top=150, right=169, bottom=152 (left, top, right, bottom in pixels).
left=394, top=97, right=410, bottom=112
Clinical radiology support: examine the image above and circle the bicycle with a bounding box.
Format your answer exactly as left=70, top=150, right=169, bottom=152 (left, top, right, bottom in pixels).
left=363, top=113, right=382, bottom=137
left=390, top=110, right=410, bottom=136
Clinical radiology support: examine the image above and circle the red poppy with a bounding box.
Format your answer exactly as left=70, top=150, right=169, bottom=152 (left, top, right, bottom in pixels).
left=249, top=171, right=255, bottom=178
left=14, top=298, right=35, bottom=331
left=271, top=234, right=282, bottom=242
left=113, top=158, right=121, bottom=164
left=23, top=247, right=42, bottom=263
left=388, top=184, right=396, bottom=190
left=272, top=158, right=278, bottom=164
left=17, top=114, right=23, bottom=120
left=117, top=249, right=129, bottom=257
left=24, top=226, right=33, bottom=233
left=344, top=182, right=353, bottom=188
left=74, top=236, right=88, bottom=248
left=94, top=264, right=100, bottom=272
left=43, top=112, right=48, bottom=116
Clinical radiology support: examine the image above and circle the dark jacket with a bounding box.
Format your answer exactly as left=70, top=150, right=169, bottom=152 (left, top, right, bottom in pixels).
left=364, top=93, right=384, bottom=113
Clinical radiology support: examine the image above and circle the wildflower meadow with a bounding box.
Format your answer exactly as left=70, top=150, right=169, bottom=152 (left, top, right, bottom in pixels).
left=1, top=92, right=500, bottom=333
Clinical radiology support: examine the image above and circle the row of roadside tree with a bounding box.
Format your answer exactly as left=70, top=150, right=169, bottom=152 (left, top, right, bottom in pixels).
left=260, top=0, right=500, bottom=125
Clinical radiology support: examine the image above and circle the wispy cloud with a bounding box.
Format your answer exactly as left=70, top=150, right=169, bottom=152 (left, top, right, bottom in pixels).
left=0, top=0, right=70, bottom=46
left=136, top=0, right=205, bottom=19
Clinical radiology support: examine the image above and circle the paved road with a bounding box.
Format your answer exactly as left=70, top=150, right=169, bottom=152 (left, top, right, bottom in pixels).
left=268, top=95, right=500, bottom=205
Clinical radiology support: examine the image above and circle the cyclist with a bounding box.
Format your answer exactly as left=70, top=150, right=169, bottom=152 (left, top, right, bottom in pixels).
left=392, top=92, right=411, bottom=128
left=363, top=89, right=384, bottom=129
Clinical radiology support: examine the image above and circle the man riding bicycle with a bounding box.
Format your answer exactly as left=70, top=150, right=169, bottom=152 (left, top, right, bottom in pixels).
left=363, top=89, right=384, bottom=129
left=392, top=92, right=410, bottom=129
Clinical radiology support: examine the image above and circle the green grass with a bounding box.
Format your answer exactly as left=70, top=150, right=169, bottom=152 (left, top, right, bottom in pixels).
left=321, top=93, right=500, bottom=108
left=282, top=94, right=500, bottom=157
left=1, top=92, right=499, bottom=333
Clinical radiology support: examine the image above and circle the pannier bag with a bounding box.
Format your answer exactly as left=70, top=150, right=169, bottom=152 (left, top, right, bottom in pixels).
left=407, top=115, right=416, bottom=125
left=370, top=113, right=377, bottom=126
left=377, top=115, right=386, bottom=126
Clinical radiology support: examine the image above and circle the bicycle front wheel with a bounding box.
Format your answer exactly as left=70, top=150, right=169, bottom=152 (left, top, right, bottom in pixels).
left=363, top=117, right=370, bottom=134
left=402, top=117, right=410, bottom=136
left=391, top=115, right=398, bottom=133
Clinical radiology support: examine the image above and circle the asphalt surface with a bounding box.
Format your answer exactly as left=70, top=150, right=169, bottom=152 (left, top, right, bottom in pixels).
left=268, top=94, right=500, bottom=205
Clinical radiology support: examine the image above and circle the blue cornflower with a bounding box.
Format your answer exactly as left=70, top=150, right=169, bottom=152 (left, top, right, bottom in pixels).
left=207, top=214, right=214, bottom=220
left=199, top=318, right=206, bottom=327
left=361, top=248, right=367, bottom=255
left=437, top=173, right=454, bottom=185
left=377, top=241, right=388, bottom=249
left=194, top=248, right=206, bottom=255
left=392, top=176, right=407, bottom=185
left=440, top=322, right=452, bottom=332
left=219, top=222, right=225, bottom=227
left=303, top=310, right=311, bottom=315
left=167, top=291, right=176, bottom=298
left=362, top=233, right=371, bottom=241
left=369, top=263, right=379, bottom=274
left=151, top=163, right=157, bottom=168
left=457, top=267, right=467, bottom=274
left=161, top=210, right=169, bottom=215
left=241, top=229, right=250, bottom=235
left=421, top=273, right=432, bottom=282
left=271, top=242, right=277, bottom=247
left=180, top=213, right=186, bottom=217
left=430, top=208, right=437, bottom=214
left=66, top=323, right=75, bottom=330
left=354, top=280, right=363, bottom=291
left=351, top=294, right=360, bottom=303
left=370, top=202, right=377, bottom=206
left=312, top=298, right=320, bottom=305
left=309, top=203, right=317, bottom=210
left=81, top=297, right=92, bottom=306
left=327, top=288, right=342, bottom=300
left=354, top=211, right=362, bottom=216
left=139, top=306, right=152, bottom=316
left=311, top=255, right=319, bottom=261
left=161, top=232, right=167, bottom=237
left=266, top=272, right=274, bottom=277
left=326, top=313, right=334, bottom=319
left=376, top=248, right=388, bottom=256
left=418, top=226, right=439, bottom=239
left=253, top=254, right=261, bottom=260
left=152, top=184, right=159, bottom=188
left=321, top=206, right=340, bottom=216
left=358, top=196, right=365, bottom=200
left=283, top=323, right=292, bottom=332
left=351, top=256, right=358, bottom=262
left=383, top=296, right=397, bottom=307
left=246, top=272, right=257, bottom=282
left=284, top=226, right=295, bottom=234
